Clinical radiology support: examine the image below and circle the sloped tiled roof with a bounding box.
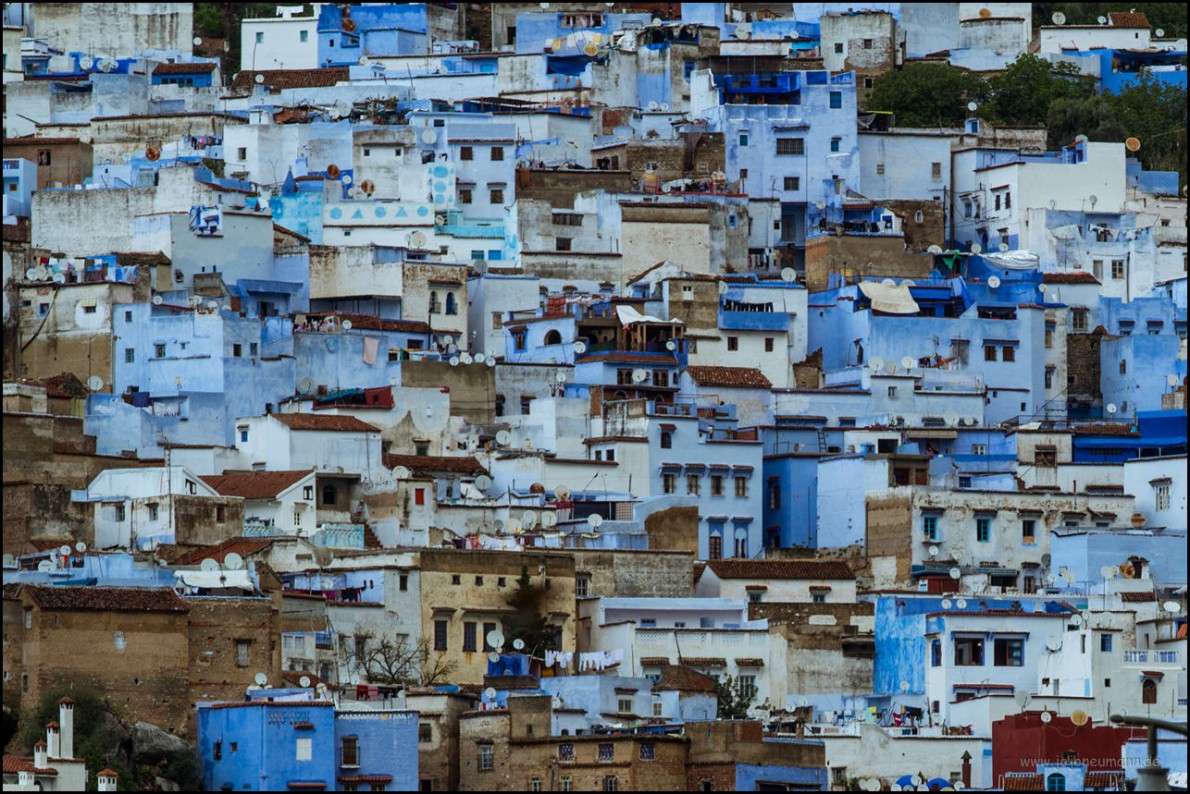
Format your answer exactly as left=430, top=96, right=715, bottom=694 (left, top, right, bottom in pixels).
left=1085, top=771, right=1125, bottom=788
left=22, top=585, right=188, bottom=613
left=706, top=559, right=855, bottom=580
left=652, top=664, right=717, bottom=693
left=199, top=469, right=314, bottom=500
left=153, top=61, right=218, bottom=75
left=1071, top=423, right=1138, bottom=437
left=2, top=756, right=58, bottom=775
left=1042, top=271, right=1100, bottom=284
left=1108, top=11, right=1149, bottom=28
left=578, top=353, right=679, bottom=365
left=1120, top=591, right=1156, bottom=602
left=685, top=366, right=772, bottom=389
left=1003, top=774, right=1043, bottom=791
left=170, top=537, right=276, bottom=566
left=271, top=413, right=380, bottom=433
left=382, top=454, right=488, bottom=478
left=306, top=312, right=429, bottom=334
left=230, top=68, right=350, bottom=92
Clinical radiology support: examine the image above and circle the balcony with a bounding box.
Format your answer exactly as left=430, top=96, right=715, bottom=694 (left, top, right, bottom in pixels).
left=1123, top=650, right=1179, bottom=664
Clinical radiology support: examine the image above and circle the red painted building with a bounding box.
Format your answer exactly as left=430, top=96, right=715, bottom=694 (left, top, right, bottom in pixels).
left=992, top=711, right=1146, bottom=785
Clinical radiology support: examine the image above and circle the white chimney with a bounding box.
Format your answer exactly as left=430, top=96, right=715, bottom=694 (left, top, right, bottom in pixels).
left=33, top=740, right=47, bottom=769
left=98, top=769, right=120, bottom=792
left=18, top=770, right=33, bottom=788
left=58, top=697, right=75, bottom=758
left=45, top=722, right=59, bottom=758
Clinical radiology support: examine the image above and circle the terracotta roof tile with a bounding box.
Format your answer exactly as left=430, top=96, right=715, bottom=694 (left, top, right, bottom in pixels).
left=685, top=366, right=772, bottom=389
left=153, top=61, right=218, bottom=75
left=1043, top=271, right=1100, bottom=284
left=679, top=657, right=727, bottom=667
left=170, top=537, right=276, bottom=566
left=22, top=585, right=188, bottom=613
left=1003, top=774, right=1043, bottom=791
left=304, top=312, right=429, bottom=334
left=578, top=352, right=679, bottom=365
left=114, top=251, right=171, bottom=266
left=2, top=756, right=58, bottom=775
left=1108, top=11, right=1149, bottom=28
left=382, top=454, right=489, bottom=477
left=272, top=413, right=380, bottom=433
left=653, top=664, right=718, bottom=692
left=231, top=68, right=349, bottom=92
left=1120, top=591, right=1156, bottom=602
left=1085, top=771, right=1124, bottom=788
left=200, top=469, right=314, bottom=500
left=1072, top=423, right=1139, bottom=437
left=706, top=559, right=854, bottom=581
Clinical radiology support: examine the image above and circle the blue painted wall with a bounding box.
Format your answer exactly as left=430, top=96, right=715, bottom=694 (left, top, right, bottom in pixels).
left=197, top=701, right=336, bottom=791
left=335, top=710, right=420, bottom=791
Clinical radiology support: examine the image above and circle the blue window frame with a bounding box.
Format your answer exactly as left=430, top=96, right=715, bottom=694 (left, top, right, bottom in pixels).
left=829, top=91, right=842, bottom=109
left=976, top=517, right=991, bottom=542
left=923, top=515, right=939, bottom=541
left=830, top=137, right=841, bottom=152
left=1100, top=634, right=1112, bottom=652
left=930, top=639, right=941, bottom=667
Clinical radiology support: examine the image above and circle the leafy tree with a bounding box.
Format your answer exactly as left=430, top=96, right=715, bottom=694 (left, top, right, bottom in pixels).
left=865, top=63, right=990, bottom=128
left=714, top=675, right=757, bottom=719
left=987, top=54, right=1093, bottom=126
left=502, top=565, right=561, bottom=656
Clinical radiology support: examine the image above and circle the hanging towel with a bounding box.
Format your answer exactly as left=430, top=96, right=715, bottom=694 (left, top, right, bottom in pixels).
left=363, top=335, right=379, bottom=365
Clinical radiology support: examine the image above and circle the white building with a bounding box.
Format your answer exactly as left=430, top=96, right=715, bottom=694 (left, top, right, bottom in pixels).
left=1123, top=455, right=1187, bottom=531
left=234, top=412, right=383, bottom=475
left=240, top=6, right=319, bottom=72
left=1, top=698, right=88, bottom=791
left=695, top=559, right=858, bottom=604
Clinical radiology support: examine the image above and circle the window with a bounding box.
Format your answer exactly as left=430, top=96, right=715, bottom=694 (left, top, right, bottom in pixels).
left=686, top=474, right=700, bottom=496
left=216, top=505, right=226, bottom=523
left=434, top=620, right=448, bottom=651
left=830, top=137, right=841, bottom=153
left=452, top=574, right=461, bottom=585
left=738, top=675, right=757, bottom=699
left=1155, top=482, right=1171, bottom=511
left=460, top=146, right=473, bottom=160
left=1142, top=678, right=1157, bottom=704
left=1120, top=359, right=1127, bottom=376
left=888, top=386, right=897, bottom=399
left=660, top=431, right=672, bottom=449
left=521, top=395, right=533, bottom=415
left=604, top=776, right=618, bottom=792
left=125, top=347, right=136, bottom=363
left=235, top=640, right=251, bottom=668
left=663, top=473, right=676, bottom=494
left=994, top=637, right=1024, bottom=667
left=490, top=188, right=504, bottom=204
left=1111, top=259, right=1125, bottom=280
left=459, top=188, right=473, bottom=204
left=1071, top=308, right=1088, bottom=332
left=954, top=636, right=984, bottom=666
left=232, top=343, right=242, bottom=358
left=734, top=535, right=747, bottom=558
left=299, top=29, right=308, bottom=42
left=764, top=337, right=775, bottom=353
left=147, top=503, right=159, bottom=521
left=463, top=622, right=477, bottom=652
left=1100, top=634, right=1112, bottom=652
left=490, top=146, right=504, bottom=161
left=1022, top=519, right=1036, bottom=543
left=414, top=488, right=426, bottom=506
left=1046, top=773, right=1066, bottom=792
left=115, top=504, right=127, bottom=522
left=735, top=477, right=748, bottom=497
left=740, top=168, right=748, bottom=179
left=555, top=237, right=572, bottom=252
left=598, top=744, right=614, bottom=761
left=1002, top=345, right=1015, bottom=362
left=783, top=176, right=800, bottom=190
left=618, top=697, right=633, bottom=713
left=558, top=744, right=574, bottom=761
left=923, top=515, right=939, bottom=541
left=775, top=138, right=805, bottom=155
left=727, top=336, right=738, bottom=351
left=186, top=479, right=197, bottom=494
left=478, top=745, right=493, bottom=772
left=419, top=723, right=432, bottom=743
left=707, top=475, right=722, bottom=496
left=931, top=639, right=942, bottom=667
left=829, top=91, right=842, bottom=108
left=976, top=516, right=991, bottom=542
left=561, top=777, right=572, bottom=792
left=342, top=735, right=359, bottom=767
left=811, top=593, right=826, bottom=604
left=514, top=331, right=526, bottom=351
left=709, top=535, right=722, bottom=560
left=834, top=42, right=844, bottom=53
left=530, top=778, right=542, bottom=792
left=983, top=345, right=997, bottom=362
left=254, top=31, right=264, bottom=44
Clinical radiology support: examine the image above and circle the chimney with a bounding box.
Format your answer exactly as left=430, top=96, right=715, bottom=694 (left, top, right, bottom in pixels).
left=58, top=697, right=75, bottom=758
left=45, top=722, right=60, bottom=758
left=98, top=769, right=120, bottom=792
left=33, top=740, right=47, bottom=769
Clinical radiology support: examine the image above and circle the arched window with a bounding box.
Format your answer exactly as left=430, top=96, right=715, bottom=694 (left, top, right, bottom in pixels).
left=1142, top=677, right=1157, bottom=704
left=1046, top=773, right=1066, bottom=792
left=429, top=291, right=440, bottom=313
left=445, top=292, right=457, bottom=315
left=544, top=329, right=563, bottom=346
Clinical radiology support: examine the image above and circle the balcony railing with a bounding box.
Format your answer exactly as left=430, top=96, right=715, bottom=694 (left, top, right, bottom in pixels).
left=1124, top=650, right=1179, bottom=664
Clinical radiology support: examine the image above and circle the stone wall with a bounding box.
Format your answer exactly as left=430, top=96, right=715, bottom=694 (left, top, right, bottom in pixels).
left=804, top=234, right=935, bottom=293
left=572, top=548, right=695, bottom=598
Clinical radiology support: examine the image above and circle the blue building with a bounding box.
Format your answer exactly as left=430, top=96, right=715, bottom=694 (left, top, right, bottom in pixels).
left=318, top=4, right=442, bottom=64
left=2, top=155, right=35, bottom=217
left=1071, top=410, right=1187, bottom=463
left=334, top=708, right=420, bottom=792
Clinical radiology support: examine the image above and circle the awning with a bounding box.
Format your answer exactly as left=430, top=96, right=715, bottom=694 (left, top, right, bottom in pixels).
left=858, top=281, right=920, bottom=314
left=615, top=304, right=683, bottom=327
left=906, top=429, right=958, bottom=439
left=982, top=250, right=1040, bottom=270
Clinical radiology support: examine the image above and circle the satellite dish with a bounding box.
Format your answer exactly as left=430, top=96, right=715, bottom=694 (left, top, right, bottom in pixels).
left=486, top=358, right=497, bottom=368
left=1051, top=11, right=1066, bottom=25
left=987, top=276, right=1000, bottom=289
left=193, top=36, right=203, bottom=46
left=927, top=244, right=943, bottom=255
left=442, top=335, right=455, bottom=346
left=574, top=340, right=588, bottom=354
left=1097, top=16, right=1107, bottom=24
left=420, top=129, right=437, bottom=144
left=24, top=268, right=38, bottom=281
left=360, top=179, right=375, bottom=196
left=541, top=512, right=557, bottom=528
left=901, top=356, right=915, bottom=371
left=881, top=278, right=896, bottom=287
left=665, top=340, right=676, bottom=351
left=393, top=465, right=412, bottom=480
left=1155, top=28, right=1165, bottom=37
left=1038, top=284, right=1047, bottom=293
left=522, top=511, right=538, bottom=528
left=254, top=73, right=265, bottom=84
left=1106, top=403, right=1117, bottom=415
left=475, top=353, right=487, bottom=365
left=584, top=43, right=599, bottom=56
left=488, top=652, right=500, bottom=663
left=1071, top=709, right=1089, bottom=726
left=206, top=301, right=219, bottom=311
left=475, top=475, right=492, bottom=492
left=255, top=672, right=268, bottom=685
left=449, top=356, right=460, bottom=367
left=152, top=295, right=164, bottom=305
left=1100, top=565, right=1115, bottom=578
left=201, top=558, right=220, bottom=572
left=899, top=681, right=910, bottom=692
left=341, top=319, right=353, bottom=331
left=555, top=485, right=571, bottom=501
left=648, top=101, right=659, bottom=111
left=998, top=242, right=1009, bottom=252
left=884, top=361, right=898, bottom=374
left=1163, top=601, right=1181, bottom=614
left=781, top=267, right=796, bottom=283
left=1125, top=137, right=1141, bottom=152
left=99, top=58, right=116, bottom=72
left=494, top=519, right=505, bottom=532
left=326, top=164, right=341, bottom=179
left=970, top=243, right=982, bottom=255
left=945, top=412, right=959, bottom=427
left=815, top=200, right=827, bottom=210
left=460, top=352, right=473, bottom=365
left=555, top=371, right=568, bottom=383
left=955, top=598, right=968, bottom=609
left=941, top=598, right=953, bottom=609
left=299, top=377, right=315, bottom=394
left=80, top=55, right=94, bottom=70
left=484, top=687, right=498, bottom=699
left=87, top=375, right=104, bottom=391
left=632, top=368, right=648, bottom=383
left=495, top=430, right=512, bottom=446
left=902, top=280, right=916, bottom=287
left=512, top=638, right=526, bottom=650
left=1087, top=194, right=1098, bottom=207
left=37, top=560, right=53, bottom=572
left=299, top=675, right=312, bottom=688
left=59, top=544, right=72, bottom=556
left=718, top=281, right=729, bottom=295
left=978, top=7, right=991, bottom=17
left=928, top=545, right=939, bottom=558
left=1045, top=636, right=1062, bottom=652
left=1014, top=691, right=1031, bottom=708
left=1168, top=374, right=1180, bottom=387
left=359, top=55, right=371, bottom=66
left=75, top=541, right=87, bottom=553
left=588, top=513, right=603, bottom=528
left=342, top=174, right=353, bottom=186
left=1040, top=711, right=1052, bottom=723
left=225, top=552, right=244, bottom=571
left=954, top=784, right=966, bottom=792
left=145, top=146, right=161, bottom=162
left=869, top=357, right=885, bottom=372
left=490, top=631, right=505, bottom=649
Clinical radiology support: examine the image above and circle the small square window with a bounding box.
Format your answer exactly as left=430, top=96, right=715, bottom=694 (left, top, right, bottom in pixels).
left=834, top=42, right=844, bottom=54
left=727, top=337, right=738, bottom=351
left=255, top=31, right=264, bottom=44
left=862, top=38, right=873, bottom=49
left=491, top=146, right=504, bottom=161
left=300, top=30, right=308, bottom=43
left=460, top=146, right=473, bottom=160
left=1100, top=634, right=1113, bottom=652
left=829, top=91, right=842, bottom=109
left=783, top=176, right=800, bottom=190
left=490, top=188, right=504, bottom=204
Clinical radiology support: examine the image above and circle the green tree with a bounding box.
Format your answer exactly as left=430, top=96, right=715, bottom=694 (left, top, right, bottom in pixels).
left=501, top=565, right=560, bottom=656
left=714, top=675, right=757, bottom=719
left=987, top=54, right=1093, bottom=126
left=865, top=63, right=990, bottom=128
